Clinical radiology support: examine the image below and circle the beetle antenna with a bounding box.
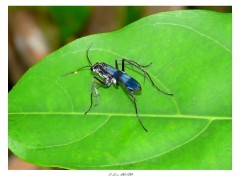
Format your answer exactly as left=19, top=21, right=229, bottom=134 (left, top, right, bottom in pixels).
left=86, top=43, right=93, bottom=66
left=61, top=66, right=91, bottom=77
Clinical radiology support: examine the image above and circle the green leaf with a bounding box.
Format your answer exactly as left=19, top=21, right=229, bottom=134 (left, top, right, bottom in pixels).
left=8, top=10, right=232, bottom=169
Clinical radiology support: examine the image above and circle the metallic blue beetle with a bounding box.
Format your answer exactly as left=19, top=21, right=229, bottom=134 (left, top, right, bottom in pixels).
left=63, top=44, right=173, bottom=132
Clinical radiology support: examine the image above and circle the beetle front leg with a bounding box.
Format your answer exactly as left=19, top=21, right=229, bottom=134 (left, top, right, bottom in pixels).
left=85, top=76, right=108, bottom=115
left=84, top=78, right=96, bottom=115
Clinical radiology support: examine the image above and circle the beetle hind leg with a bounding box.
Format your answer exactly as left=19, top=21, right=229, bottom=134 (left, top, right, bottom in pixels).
left=117, top=59, right=173, bottom=96
left=128, top=90, right=148, bottom=132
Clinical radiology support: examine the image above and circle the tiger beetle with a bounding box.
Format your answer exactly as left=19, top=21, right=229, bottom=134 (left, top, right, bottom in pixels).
left=63, top=44, right=173, bottom=132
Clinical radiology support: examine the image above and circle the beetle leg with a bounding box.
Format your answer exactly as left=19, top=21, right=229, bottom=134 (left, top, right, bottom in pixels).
left=85, top=76, right=108, bottom=114
left=93, top=84, right=100, bottom=106
left=118, top=59, right=173, bottom=96
left=115, top=60, right=119, bottom=70
left=115, top=59, right=151, bottom=84
left=85, top=78, right=96, bottom=114
left=127, top=90, right=148, bottom=132
left=115, top=59, right=125, bottom=71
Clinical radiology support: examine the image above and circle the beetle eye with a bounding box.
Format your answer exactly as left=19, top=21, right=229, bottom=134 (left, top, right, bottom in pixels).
left=91, top=64, right=96, bottom=69
left=91, top=65, right=99, bottom=72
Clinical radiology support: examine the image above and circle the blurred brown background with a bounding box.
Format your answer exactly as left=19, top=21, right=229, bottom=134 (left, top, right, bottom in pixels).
left=8, top=6, right=231, bottom=170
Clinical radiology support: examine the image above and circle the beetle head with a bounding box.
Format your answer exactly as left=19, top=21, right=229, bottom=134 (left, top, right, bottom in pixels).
left=91, top=62, right=105, bottom=73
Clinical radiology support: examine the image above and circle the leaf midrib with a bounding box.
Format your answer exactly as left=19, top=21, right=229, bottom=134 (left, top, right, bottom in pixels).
left=9, top=112, right=231, bottom=120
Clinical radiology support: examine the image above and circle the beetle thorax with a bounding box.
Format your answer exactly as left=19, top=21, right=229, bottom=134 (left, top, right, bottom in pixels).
left=91, top=63, right=116, bottom=86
